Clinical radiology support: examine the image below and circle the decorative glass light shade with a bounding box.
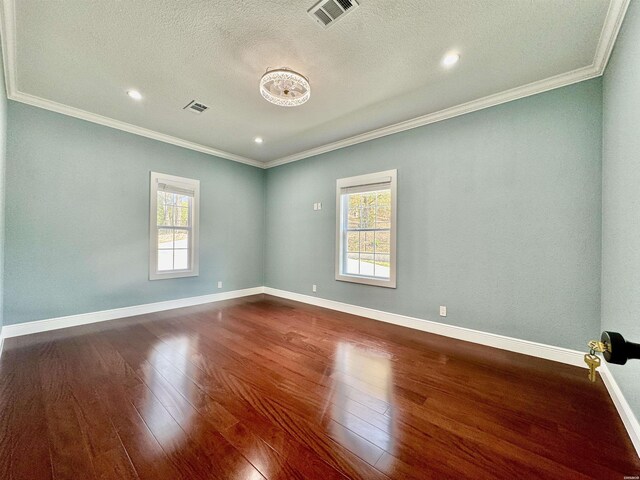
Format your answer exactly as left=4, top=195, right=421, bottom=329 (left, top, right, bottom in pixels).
left=260, top=68, right=310, bottom=107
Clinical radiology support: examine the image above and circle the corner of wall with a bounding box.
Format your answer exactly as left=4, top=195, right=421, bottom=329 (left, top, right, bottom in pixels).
left=261, top=167, right=268, bottom=288
left=0, top=38, right=8, bottom=332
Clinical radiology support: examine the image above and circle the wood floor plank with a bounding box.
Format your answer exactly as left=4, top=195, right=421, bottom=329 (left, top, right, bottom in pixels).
left=0, top=341, right=54, bottom=480
left=1, top=294, right=638, bottom=479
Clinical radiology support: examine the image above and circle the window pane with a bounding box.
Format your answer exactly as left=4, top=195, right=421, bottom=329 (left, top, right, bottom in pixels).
left=157, top=249, right=173, bottom=271
left=346, top=252, right=359, bottom=274
left=174, top=206, right=189, bottom=227
left=376, top=190, right=391, bottom=207
left=174, top=249, right=189, bottom=270
left=174, top=229, right=189, bottom=249
left=362, top=231, right=375, bottom=253
left=376, top=206, right=390, bottom=229
left=160, top=191, right=177, bottom=206
left=359, top=253, right=375, bottom=276
left=157, top=203, right=174, bottom=226
left=158, top=229, right=174, bottom=249
left=374, top=254, right=391, bottom=279
left=348, top=205, right=360, bottom=228
left=157, top=191, right=170, bottom=206
left=360, top=195, right=376, bottom=228
left=347, top=232, right=359, bottom=253
left=375, top=231, right=390, bottom=254
left=176, top=195, right=190, bottom=208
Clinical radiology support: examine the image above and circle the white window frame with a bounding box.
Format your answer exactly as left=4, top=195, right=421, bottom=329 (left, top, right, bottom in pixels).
left=149, top=171, right=200, bottom=280
left=335, top=169, right=397, bottom=288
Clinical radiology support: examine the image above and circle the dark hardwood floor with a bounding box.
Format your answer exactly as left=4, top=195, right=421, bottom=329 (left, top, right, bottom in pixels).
left=0, top=294, right=638, bottom=479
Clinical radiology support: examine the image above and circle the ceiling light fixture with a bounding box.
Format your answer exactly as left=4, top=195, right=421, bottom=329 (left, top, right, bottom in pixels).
left=127, top=90, right=142, bottom=100
left=260, top=68, right=310, bottom=107
left=254, top=137, right=264, bottom=144
left=442, top=53, right=460, bottom=67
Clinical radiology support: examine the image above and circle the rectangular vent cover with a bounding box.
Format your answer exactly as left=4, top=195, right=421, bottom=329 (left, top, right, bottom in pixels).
left=183, top=100, right=209, bottom=113
left=308, top=0, right=359, bottom=29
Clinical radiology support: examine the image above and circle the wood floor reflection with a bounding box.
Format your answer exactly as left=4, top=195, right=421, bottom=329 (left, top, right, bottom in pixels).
left=0, top=294, right=638, bottom=479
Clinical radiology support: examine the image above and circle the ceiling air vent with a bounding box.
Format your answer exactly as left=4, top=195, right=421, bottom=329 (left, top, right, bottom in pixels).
left=308, top=0, right=359, bottom=29
left=183, top=100, right=209, bottom=114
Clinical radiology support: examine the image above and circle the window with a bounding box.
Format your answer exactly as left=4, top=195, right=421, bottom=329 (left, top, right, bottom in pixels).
left=149, top=172, right=199, bottom=280
left=336, top=169, right=397, bottom=288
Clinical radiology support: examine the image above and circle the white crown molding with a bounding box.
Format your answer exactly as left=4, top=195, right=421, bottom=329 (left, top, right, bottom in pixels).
left=0, top=287, right=265, bottom=338
left=600, top=363, right=640, bottom=458
left=0, top=0, right=630, bottom=170
left=0, top=0, right=17, bottom=98
left=264, top=64, right=601, bottom=168
left=0, top=0, right=262, bottom=169
left=10, top=93, right=265, bottom=168
left=594, top=0, right=631, bottom=74
left=263, top=287, right=585, bottom=367
left=264, top=0, right=630, bottom=168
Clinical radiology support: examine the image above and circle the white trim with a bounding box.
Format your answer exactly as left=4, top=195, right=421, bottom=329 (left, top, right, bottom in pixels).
left=264, top=65, right=600, bottom=168
left=0, top=0, right=630, bottom=170
left=0, top=0, right=261, bottom=168
left=600, top=363, right=640, bottom=458
left=265, top=0, right=630, bottom=168
left=263, top=287, right=585, bottom=367
left=10, top=92, right=263, bottom=168
left=0, top=287, right=264, bottom=338
left=335, top=169, right=397, bottom=288
left=0, top=285, right=637, bottom=459
left=593, top=0, right=631, bottom=74
left=0, top=0, right=17, bottom=99
left=149, top=171, right=200, bottom=280
left=263, top=287, right=640, bottom=459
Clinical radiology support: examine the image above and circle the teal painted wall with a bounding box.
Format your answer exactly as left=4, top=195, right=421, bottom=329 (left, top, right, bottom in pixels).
left=0, top=50, right=7, bottom=330
left=265, top=79, right=603, bottom=351
left=4, top=102, right=265, bottom=325
left=602, top=1, right=640, bottom=420
left=1, top=65, right=606, bottom=356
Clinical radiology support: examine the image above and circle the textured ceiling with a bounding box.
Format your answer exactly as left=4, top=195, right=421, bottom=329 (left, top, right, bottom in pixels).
left=7, top=0, right=611, bottom=163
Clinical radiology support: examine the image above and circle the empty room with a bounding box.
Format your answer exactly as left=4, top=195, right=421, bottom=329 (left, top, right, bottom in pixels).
left=0, top=0, right=639, bottom=478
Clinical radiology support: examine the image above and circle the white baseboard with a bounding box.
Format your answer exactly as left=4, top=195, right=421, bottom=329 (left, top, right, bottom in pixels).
left=263, top=287, right=585, bottom=367
left=0, top=285, right=637, bottom=459
left=1, top=286, right=265, bottom=339
left=600, top=363, right=640, bottom=458
left=264, top=287, right=640, bottom=459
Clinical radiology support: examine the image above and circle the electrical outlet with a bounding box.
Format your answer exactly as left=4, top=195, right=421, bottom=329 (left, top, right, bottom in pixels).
left=439, top=306, right=447, bottom=317
left=312, top=284, right=317, bottom=293
left=217, top=281, right=223, bottom=289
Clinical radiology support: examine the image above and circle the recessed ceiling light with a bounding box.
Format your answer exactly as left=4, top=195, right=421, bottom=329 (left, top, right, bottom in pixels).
left=442, top=53, right=460, bottom=67
left=127, top=90, right=142, bottom=100
left=254, top=137, right=264, bottom=144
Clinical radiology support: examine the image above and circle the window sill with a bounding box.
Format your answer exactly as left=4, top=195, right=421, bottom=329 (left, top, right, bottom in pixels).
left=335, top=273, right=396, bottom=288
left=149, top=270, right=199, bottom=281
